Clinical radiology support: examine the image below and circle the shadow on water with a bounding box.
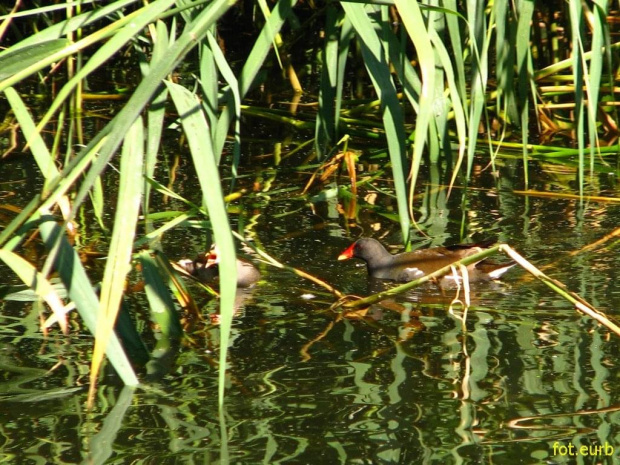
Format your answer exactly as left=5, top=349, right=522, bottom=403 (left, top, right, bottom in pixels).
left=2, top=150, right=620, bottom=463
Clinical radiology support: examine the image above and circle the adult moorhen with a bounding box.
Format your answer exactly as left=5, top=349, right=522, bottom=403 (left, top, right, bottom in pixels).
left=178, top=245, right=261, bottom=288
left=338, top=237, right=514, bottom=284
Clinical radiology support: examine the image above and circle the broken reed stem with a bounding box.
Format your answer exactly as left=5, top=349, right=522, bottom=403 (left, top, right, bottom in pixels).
left=499, top=244, right=620, bottom=337
left=232, top=233, right=618, bottom=337
left=232, top=231, right=344, bottom=299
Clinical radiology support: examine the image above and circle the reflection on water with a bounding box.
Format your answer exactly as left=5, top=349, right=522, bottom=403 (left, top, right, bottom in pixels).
left=2, top=155, right=620, bottom=463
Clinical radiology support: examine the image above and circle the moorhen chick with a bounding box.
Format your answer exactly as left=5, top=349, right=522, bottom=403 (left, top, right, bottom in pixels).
left=338, top=237, right=514, bottom=284
left=178, top=245, right=261, bottom=288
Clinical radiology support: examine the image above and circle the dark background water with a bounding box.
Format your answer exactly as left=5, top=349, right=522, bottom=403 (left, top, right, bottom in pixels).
left=2, top=143, right=620, bottom=464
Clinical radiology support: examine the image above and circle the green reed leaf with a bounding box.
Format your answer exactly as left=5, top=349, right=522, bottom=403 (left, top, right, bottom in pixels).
left=165, top=79, right=236, bottom=407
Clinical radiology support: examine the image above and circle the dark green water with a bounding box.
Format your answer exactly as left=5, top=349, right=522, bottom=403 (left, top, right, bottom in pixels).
left=2, top=147, right=620, bottom=464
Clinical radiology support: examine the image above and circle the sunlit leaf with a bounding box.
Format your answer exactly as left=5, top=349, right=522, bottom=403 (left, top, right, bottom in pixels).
left=165, top=79, right=236, bottom=406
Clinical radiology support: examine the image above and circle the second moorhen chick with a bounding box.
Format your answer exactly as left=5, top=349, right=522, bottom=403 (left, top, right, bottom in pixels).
left=338, top=237, right=514, bottom=284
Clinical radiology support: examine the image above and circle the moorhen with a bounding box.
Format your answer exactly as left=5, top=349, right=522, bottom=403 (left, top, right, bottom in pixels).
left=338, top=237, right=514, bottom=284
left=178, top=245, right=261, bottom=288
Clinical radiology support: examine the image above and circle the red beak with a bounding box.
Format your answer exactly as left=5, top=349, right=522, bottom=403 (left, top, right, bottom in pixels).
left=204, top=250, right=219, bottom=268
left=338, top=243, right=355, bottom=260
